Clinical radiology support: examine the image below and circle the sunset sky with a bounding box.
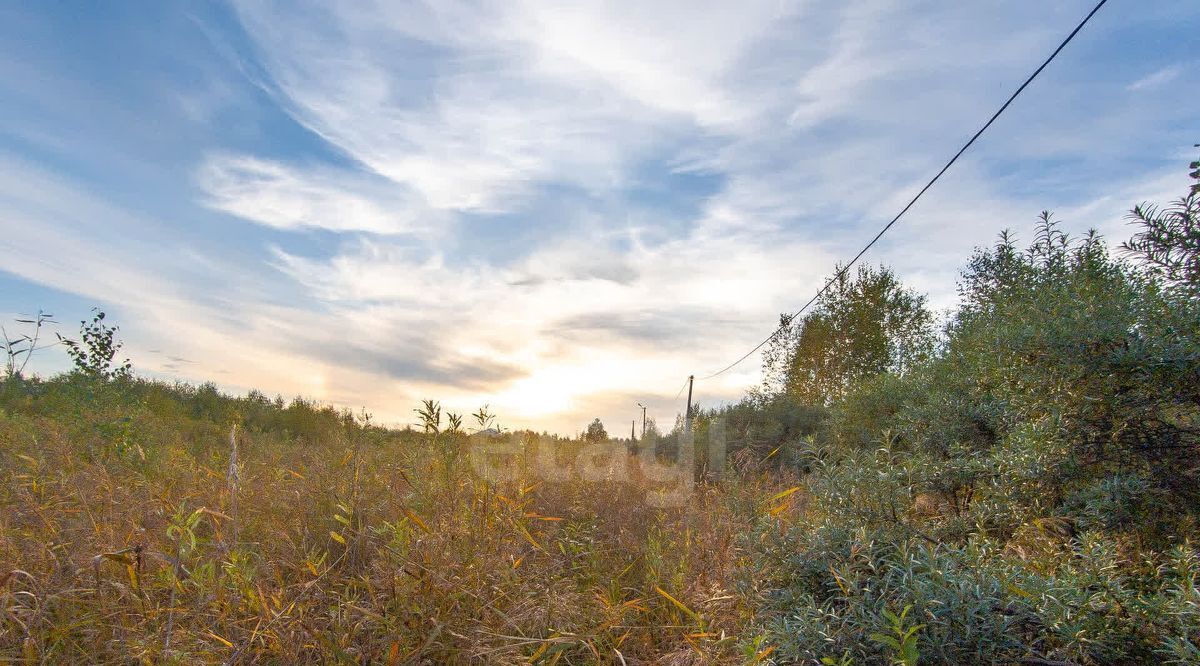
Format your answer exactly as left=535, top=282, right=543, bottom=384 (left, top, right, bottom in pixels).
left=1, top=1, right=1196, bottom=434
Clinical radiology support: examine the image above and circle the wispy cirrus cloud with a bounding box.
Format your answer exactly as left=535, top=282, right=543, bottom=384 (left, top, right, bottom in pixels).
left=2, top=0, right=1197, bottom=433
left=198, top=154, right=441, bottom=234
left=1126, top=63, right=1184, bottom=91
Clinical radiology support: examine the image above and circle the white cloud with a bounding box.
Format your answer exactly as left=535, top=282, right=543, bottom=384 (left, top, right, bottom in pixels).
left=504, top=1, right=797, bottom=130
left=267, top=216, right=837, bottom=415
left=195, top=0, right=1196, bottom=430
left=198, top=154, right=441, bottom=234
left=5, top=0, right=1197, bottom=435
left=226, top=1, right=663, bottom=213
left=1126, top=64, right=1183, bottom=91
left=787, top=0, right=894, bottom=129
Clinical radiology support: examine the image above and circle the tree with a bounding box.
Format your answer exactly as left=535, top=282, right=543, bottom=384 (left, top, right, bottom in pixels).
left=1122, top=149, right=1200, bottom=297
left=584, top=418, right=608, bottom=443
left=759, top=313, right=799, bottom=396
left=772, top=264, right=934, bottom=406
left=57, top=309, right=132, bottom=381
left=914, top=211, right=1199, bottom=533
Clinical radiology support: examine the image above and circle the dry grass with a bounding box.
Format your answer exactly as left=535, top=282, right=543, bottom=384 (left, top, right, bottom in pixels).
left=0, top=405, right=795, bottom=664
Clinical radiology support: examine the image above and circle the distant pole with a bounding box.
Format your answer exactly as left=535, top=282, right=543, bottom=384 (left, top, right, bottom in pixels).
left=637, top=403, right=647, bottom=439
left=681, top=375, right=695, bottom=481
left=684, top=375, right=694, bottom=433
left=631, top=420, right=635, bottom=442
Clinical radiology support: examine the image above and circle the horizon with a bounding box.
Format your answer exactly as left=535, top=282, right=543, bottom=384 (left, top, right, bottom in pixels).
left=2, top=1, right=1197, bottom=435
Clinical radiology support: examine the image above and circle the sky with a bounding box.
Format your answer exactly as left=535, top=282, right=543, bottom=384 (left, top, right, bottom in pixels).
left=0, top=1, right=1196, bottom=435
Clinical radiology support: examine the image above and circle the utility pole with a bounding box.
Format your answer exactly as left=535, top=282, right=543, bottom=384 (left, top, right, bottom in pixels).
left=631, top=420, right=635, bottom=442
left=684, top=375, right=694, bottom=433
left=637, top=403, right=647, bottom=439
left=681, top=375, right=695, bottom=482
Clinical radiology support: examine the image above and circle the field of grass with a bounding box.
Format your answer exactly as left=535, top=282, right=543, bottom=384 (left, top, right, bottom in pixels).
left=4, top=374, right=1197, bottom=665
left=0, top=377, right=804, bottom=664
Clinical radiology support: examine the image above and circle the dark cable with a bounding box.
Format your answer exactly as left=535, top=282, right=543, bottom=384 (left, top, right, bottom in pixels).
left=698, top=0, right=1109, bottom=381
left=673, top=376, right=691, bottom=401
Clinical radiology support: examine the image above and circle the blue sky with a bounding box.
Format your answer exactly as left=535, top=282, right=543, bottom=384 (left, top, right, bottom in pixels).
left=1, top=1, right=1196, bottom=433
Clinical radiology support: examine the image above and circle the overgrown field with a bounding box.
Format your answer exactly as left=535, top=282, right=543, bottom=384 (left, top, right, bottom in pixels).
left=1, top=371, right=1197, bottom=665
left=2, top=158, right=1199, bottom=664
left=0, top=379, right=800, bottom=664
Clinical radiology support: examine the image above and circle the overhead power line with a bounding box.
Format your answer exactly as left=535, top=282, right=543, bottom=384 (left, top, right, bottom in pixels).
left=698, top=0, right=1110, bottom=381
left=673, top=375, right=691, bottom=401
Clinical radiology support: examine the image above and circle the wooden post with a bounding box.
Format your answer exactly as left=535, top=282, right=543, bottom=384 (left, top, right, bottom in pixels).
left=684, top=375, right=693, bottom=433
left=680, top=376, right=695, bottom=481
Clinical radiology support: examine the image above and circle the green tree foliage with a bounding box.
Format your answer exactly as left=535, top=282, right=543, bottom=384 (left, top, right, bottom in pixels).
left=825, top=211, right=1199, bottom=537
left=956, top=215, right=1193, bottom=528
left=699, top=394, right=825, bottom=467
left=767, top=265, right=935, bottom=406
left=57, top=309, right=132, bottom=381
left=1123, top=149, right=1200, bottom=297
left=584, top=417, right=608, bottom=443
left=750, top=156, right=1200, bottom=663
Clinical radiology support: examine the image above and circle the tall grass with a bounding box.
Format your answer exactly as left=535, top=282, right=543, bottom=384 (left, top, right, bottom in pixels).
left=3, top=374, right=1196, bottom=664
left=0, top=376, right=792, bottom=664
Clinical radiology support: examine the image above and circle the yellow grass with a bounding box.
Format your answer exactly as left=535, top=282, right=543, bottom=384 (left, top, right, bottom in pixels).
left=0, top=403, right=797, bottom=664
